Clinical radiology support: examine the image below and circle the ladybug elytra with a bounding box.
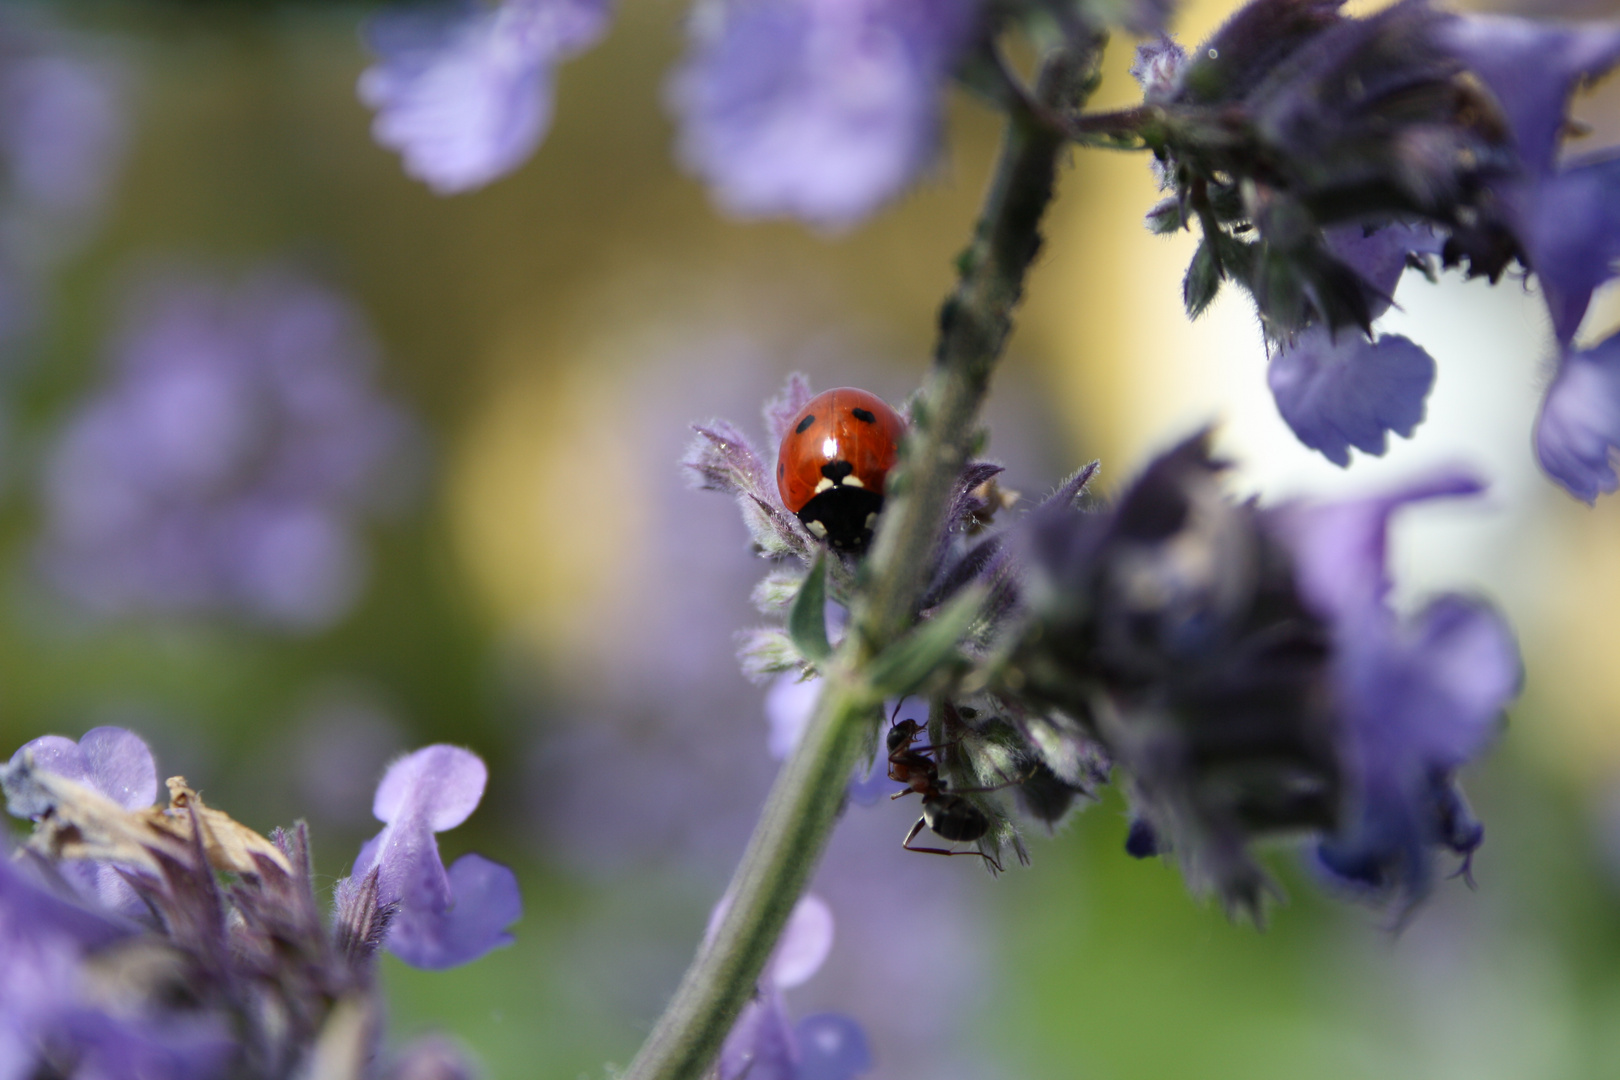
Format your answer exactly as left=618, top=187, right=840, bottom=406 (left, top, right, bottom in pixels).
left=775, top=387, right=906, bottom=553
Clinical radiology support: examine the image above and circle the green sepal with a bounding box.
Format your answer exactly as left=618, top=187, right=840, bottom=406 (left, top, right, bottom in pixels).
left=866, top=585, right=987, bottom=698
left=788, top=553, right=833, bottom=663
left=1147, top=197, right=1185, bottom=235
left=1183, top=236, right=1222, bottom=318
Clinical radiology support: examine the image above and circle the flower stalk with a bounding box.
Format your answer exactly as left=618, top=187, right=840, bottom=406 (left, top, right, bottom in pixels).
left=619, top=39, right=1102, bottom=1080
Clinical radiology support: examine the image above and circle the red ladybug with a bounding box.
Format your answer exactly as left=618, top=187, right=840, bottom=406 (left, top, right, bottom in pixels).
left=776, top=387, right=906, bottom=552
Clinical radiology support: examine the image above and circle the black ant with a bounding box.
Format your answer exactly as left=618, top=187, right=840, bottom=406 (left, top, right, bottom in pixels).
left=886, top=712, right=1005, bottom=873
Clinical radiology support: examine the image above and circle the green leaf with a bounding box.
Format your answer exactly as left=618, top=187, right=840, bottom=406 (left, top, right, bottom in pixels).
left=1183, top=236, right=1223, bottom=318
left=866, top=586, right=987, bottom=698
left=788, top=553, right=832, bottom=663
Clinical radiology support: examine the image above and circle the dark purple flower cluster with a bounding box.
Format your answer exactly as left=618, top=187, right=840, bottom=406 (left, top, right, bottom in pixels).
left=1004, top=433, right=1519, bottom=916
left=1134, top=0, right=1620, bottom=498
left=1, top=728, right=519, bottom=1078
left=358, top=0, right=1173, bottom=226
left=39, top=267, right=418, bottom=631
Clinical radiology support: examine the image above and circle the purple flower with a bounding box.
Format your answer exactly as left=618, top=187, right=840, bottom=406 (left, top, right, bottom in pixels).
left=667, top=0, right=981, bottom=229
left=0, top=854, right=231, bottom=1080
left=1272, top=474, right=1520, bottom=905
left=1441, top=16, right=1620, bottom=182
left=339, top=745, right=521, bottom=970
left=359, top=0, right=612, bottom=195
left=10, top=726, right=157, bottom=913
left=1011, top=434, right=1519, bottom=913
left=715, top=893, right=872, bottom=1080
left=1135, top=1, right=1620, bottom=494
left=5, top=725, right=517, bottom=1074
left=1436, top=20, right=1620, bottom=501
left=0, top=14, right=127, bottom=352
left=1267, top=330, right=1435, bottom=467
left=1535, top=333, right=1620, bottom=501
left=40, top=266, right=418, bottom=631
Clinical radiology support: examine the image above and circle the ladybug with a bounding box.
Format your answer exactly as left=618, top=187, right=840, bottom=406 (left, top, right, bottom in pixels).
left=776, top=387, right=906, bottom=553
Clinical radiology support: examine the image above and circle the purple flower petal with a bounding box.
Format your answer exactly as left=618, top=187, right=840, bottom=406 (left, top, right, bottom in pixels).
left=1322, top=223, right=1442, bottom=322
left=9, top=727, right=158, bottom=913
left=348, top=745, right=520, bottom=970
left=0, top=853, right=129, bottom=949
left=1442, top=15, right=1620, bottom=179
left=372, top=743, right=487, bottom=832
left=359, top=0, right=612, bottom=195
left=1536, top=331, right=1620, bottom=502
left=1270, top=469, right=1486, bottom=622
left=794, top=1013, right=873, bottom=1080
left=765, top=672, right=821, bottom=760
left=73, top=727, right=159, bottom=811
left=720, top=990, right=796, bottom=1080
left=385, top=853, right=522, bottom=969
left=0, top=855, right=231, bottom=1080
left=1271, top=474, right=1518, bottom=905
left=1520, top=152, right=1620, bottom=346
left=1268, top=329, right=1436, bottom=467
left=668, top=0, right=980, bottom=229
left=1320, top=595, right=1519, bottom=902
left=767, top=892, right=832, bottom=990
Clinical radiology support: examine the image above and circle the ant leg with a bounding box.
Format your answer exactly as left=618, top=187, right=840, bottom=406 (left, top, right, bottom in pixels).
left=901, top=818, right=1004, bottom=872
left=950, top=764, right=1040, bottom=796
left=909, top=738, right=963, bottom=757
left=889, top=788, right=916, bottom=801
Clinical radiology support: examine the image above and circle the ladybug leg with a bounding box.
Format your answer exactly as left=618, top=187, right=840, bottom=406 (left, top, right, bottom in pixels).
left=901, top=818, right=1003, bottom=872
left=890, top=788, right=916, bottom=801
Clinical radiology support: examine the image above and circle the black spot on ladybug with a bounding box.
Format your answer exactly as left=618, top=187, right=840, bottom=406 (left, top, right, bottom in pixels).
left=851, top=408, right=876, bottom=424
left=777, top=461, right=784, bottom=477
left=795, top=414, right=816, bottom=435
left=821, top=461, right=854, bottom=482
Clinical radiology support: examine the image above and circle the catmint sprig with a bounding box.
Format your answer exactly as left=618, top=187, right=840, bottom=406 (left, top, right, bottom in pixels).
left=621, top=36, right=1102, bottom=1080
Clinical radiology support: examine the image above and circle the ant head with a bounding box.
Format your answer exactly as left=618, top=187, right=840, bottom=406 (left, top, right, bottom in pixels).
left=885, top=718, right=923, bottom=754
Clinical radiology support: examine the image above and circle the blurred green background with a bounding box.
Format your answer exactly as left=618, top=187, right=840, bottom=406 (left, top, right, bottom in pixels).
left=6, top=1, right=1620, bottom=1078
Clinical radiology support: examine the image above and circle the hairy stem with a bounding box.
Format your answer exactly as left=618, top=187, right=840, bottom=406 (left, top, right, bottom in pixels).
left=619, top=41, right=1100, bottom=1080
left=857, top=43, right=1099, bottom=647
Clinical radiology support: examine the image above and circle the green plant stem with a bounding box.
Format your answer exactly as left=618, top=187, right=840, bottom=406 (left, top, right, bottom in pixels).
left=618, top=42, right=1099, bottom=1080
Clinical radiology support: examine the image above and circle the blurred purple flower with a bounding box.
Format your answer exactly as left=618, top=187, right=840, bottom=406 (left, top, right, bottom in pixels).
left=1272, top=473, right=1520, bottom=905
left=0, top=854, right=231, bottom=1080
left=765, top=673, right=912, bottom=806
left=1268, top=330, right=1435, bottom=467
left=0, top=15, right=127, bottom=353
left=1536, top=333, right=1620, bottom=501
left=715, top=893, right=872, bottom=1080
left=40, top=267, right=418, bottom=631
left=1013, top=434, right=1519, bottom=913
left=667, top=0, right=981, bottom=229
left=10, top=726, right=156, bottom=913
left=5, top=725, right=518, bottom=1074
left=359, top=0, right=612, bottom=195
left=338, top=745, right=521, bottom=970
left=1138, top=2, right=1620, bottom=493
left=1264, top=223, right=1448, bottom=464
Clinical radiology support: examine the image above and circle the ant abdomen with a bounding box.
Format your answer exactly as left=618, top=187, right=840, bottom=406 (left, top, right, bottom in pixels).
left=922, top=793, right=989, bottom=844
